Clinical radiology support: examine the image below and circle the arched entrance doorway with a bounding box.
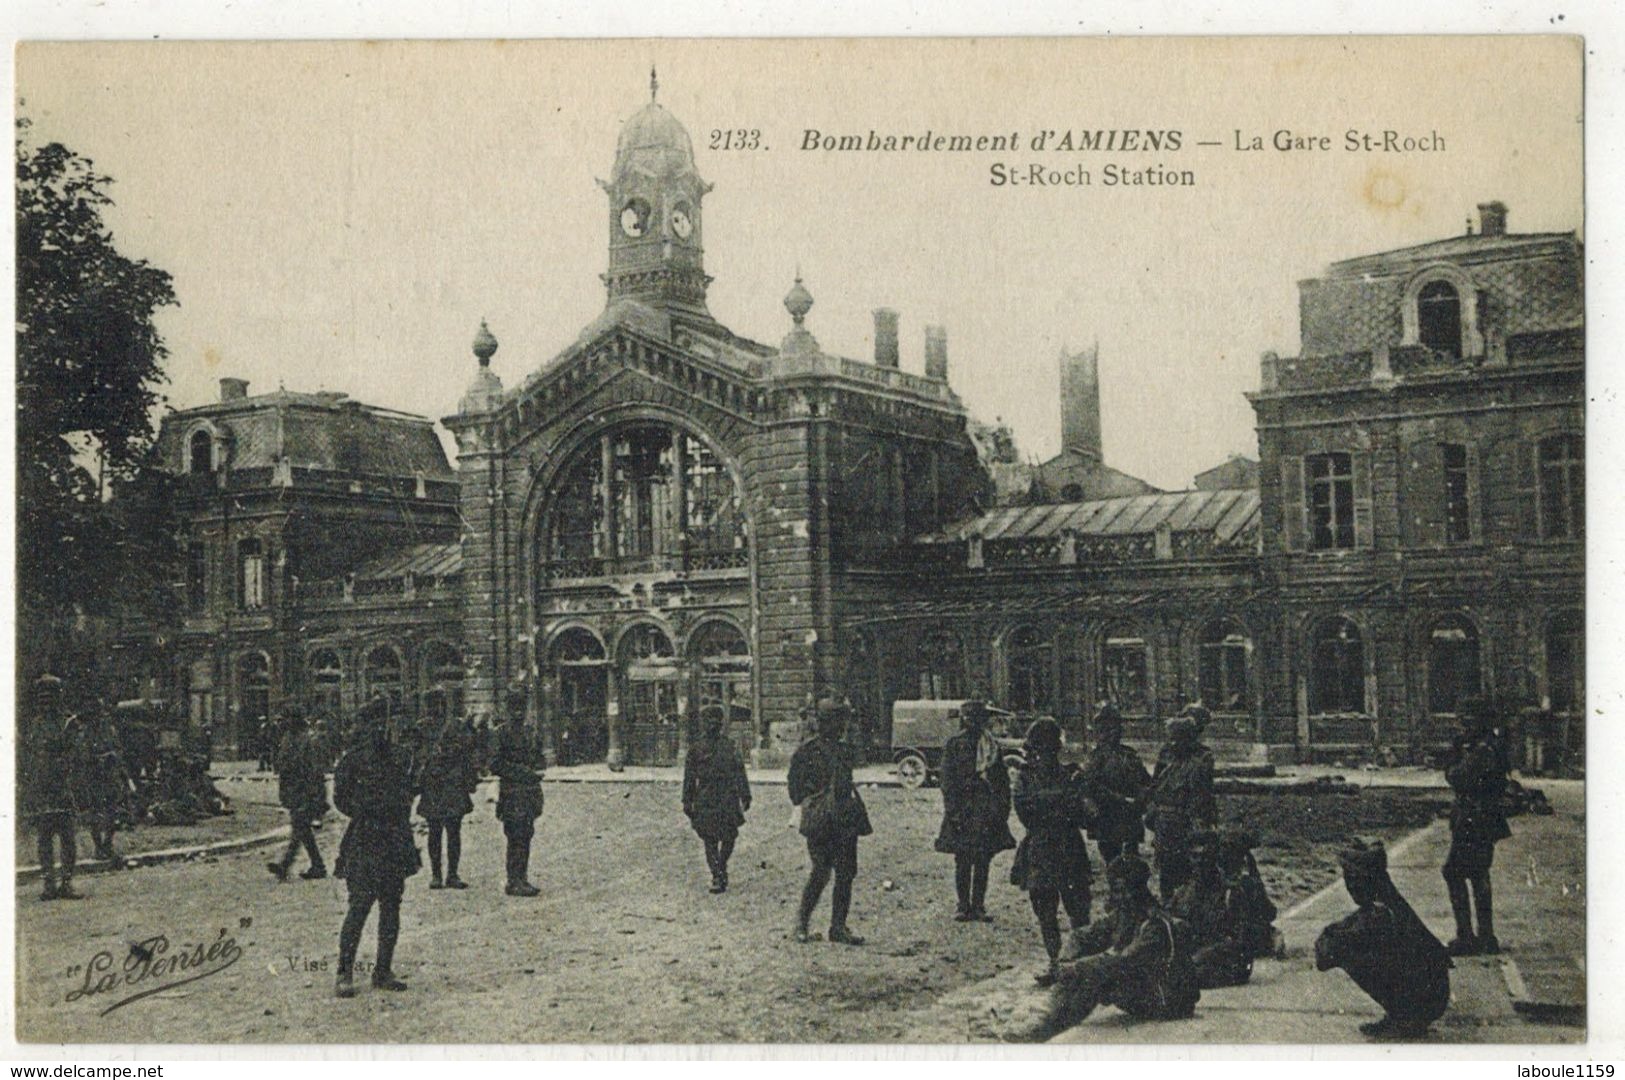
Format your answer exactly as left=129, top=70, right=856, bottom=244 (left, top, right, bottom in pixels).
left=618, top=624, right=680, bottom=764
left=548, top=628, right=609, bottom=765
left=689, top=620, right=753, bottom=758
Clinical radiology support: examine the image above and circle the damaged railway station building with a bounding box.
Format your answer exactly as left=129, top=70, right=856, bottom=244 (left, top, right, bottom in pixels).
left=141, top=88, right=1585, bottom=770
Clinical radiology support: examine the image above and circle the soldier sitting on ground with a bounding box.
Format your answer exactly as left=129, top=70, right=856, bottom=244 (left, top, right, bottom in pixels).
left=1215, top=826, right=1279, bottom=962
left=1031, top=852, right=1200, bottom=1038
left=1166, top=830, right=1252, bottom=988
left=1315, top=837, right=1450, bottom=1040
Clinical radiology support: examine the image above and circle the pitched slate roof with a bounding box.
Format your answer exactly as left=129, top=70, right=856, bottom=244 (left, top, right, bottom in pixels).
left=922, top=488, right=1259, bottom=549
left=1325, top=231, right=1578, bottom=277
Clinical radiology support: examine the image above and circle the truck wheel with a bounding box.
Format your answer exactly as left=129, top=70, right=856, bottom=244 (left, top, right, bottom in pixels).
left=896, top=752, right=928, bottom=789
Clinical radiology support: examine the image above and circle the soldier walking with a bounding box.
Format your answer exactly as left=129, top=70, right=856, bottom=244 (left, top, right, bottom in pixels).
left=788, top=700, right=871, bottom=945
left=1144, top=713, right=1217, bottom=899
left=25, top=674, right=83, bottom=901
left=934, top=701, right=1016, bottom=922
left=416, top=714, right=479, bottom=890
left=682, top=705, right=752, bottom=893
left=267, top=706, right=329, bottom=882
left=491, top=714, right=543, bottom=897
left=1080, top=703, right=1151, bottom=866
left=1441, top=696, right=1512, bottom=955
left=332, top=702, right=419, bottom=997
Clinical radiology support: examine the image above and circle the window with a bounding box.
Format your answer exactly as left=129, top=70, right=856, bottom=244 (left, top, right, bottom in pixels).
left=1417, top=280, right=1462, bottom=357
left=308, top=649, right=343, bottom=717
left=548, top=629, right=609, bottom=766
left=364, top=646, right=404, bottom=713
left=612, top=427, right=676, bottom=557
left=1307, top=453, right=1355, bottom=550
left=189, top=429, right=214, bottom=474
left=1546, top=610, right=1584, bottom=716
left=1427, top=615, right=1481, bottom=715
left=1103, top=632, right=1150, bottom=715
left=186, top=542, right=207, bottom=613
left=1005, top=625, right=1054, bottom=713
left=1309, top=617, right=1365, bottom=714
left=1442, top=443, right=1472, bottom=543
left=1538, top=435, right=1584, bottom=540
left=918, top=631, right=966, bottom=699
left=236, top=652, right=271, bottom=751
left=238, top=540, right=266, bottom=610
left=690, top=621, right=754, bottom=755
left=1198, top=621, right=1249, bottom=713
left=618, top=625, right=680, bottom=764
left=424, top=642, right=464, bottom=722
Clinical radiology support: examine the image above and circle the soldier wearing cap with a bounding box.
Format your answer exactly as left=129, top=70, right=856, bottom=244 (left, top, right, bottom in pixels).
left=1080, top=702, right=1151, bottom=866
left=1315, top=837, right=1450, bottom=1039
left=1034, top=852, right=1200, bottom=1037
left=24, top=674, right=83, bottom=901
left=788, top=698, right=872, bottom=945
left=267, top=705, right=329, bottom=882
left=1440, top=696, right=1511, bottom=956
left=1144, top=712, right=1217, bottom=899
left=490, top=709, right=545, bottom=898
left=935, top=700, right=1016, bottom=922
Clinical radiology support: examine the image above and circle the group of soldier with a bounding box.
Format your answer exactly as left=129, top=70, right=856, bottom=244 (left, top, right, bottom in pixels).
left=22, top=665, right=1517, bottom=1039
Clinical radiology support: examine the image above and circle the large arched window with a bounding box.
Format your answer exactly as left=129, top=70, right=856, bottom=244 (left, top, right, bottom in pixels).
left=308, top=649, right=343, bottom=717
left=189, top=428, right=215, bottom=474
left=1004, top=625, right=1054, bottom=713
left=1102, top=626, right=1151, bottom=715
left=918, top=630, right=966, bottom=699
left=1198, top=620, right=1249, bottom=714
left=364, top=645, right=404, bottom=713
left=544, top=424, right=745, bottom=573
left=689, top=621, right=754, bottom=754
left=548, top=628, right=609, bottom=765
left=1546, top=610, right=1584, bottom=716
left=1417, top=280, right=1463, bottom=357
left=1309, top=617, right=1365, bottom=715
left=1427, top=615, right=1482, bottom=716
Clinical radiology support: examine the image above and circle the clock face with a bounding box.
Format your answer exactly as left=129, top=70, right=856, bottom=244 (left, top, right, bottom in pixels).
left=671, top=205, right=693, bottom=240
left=620, top=198, right=652, bottom=238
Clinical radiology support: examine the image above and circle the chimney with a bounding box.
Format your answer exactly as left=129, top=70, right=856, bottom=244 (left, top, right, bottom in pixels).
left=219, top=377, right=249, bottom=402
left=1059, top=345, right=1103, bottom=463
left=1477, top=201, right=1508, bottom=238
left=873, top=308, right=900, bottom=368
left=924, top=325, right=948, bottom=381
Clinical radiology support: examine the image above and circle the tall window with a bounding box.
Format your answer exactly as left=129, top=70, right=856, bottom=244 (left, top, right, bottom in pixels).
left=1442, top=443, right=1472, bottom=543
left=186, top=542, right=207, bottom=613
left=308, top=649, right=343, bottom=717
left=683, top=436, right=744, bottom=552
left=364, top=646, right=404, bottom=713
left=1539, top=434, right=1584, bottom=540
left=424, top=642, right=464, bottom=722
left=1005, top=625, right=1054, bottom=713
left=1307, top=453, right=1355, bottom=551
left=1103, top=631, right=1150, bottom=715
left=690, top=621, right=754, bottom=754
left=189, top=429, right=214, bottom=474
left=238, top=540, right=266, bottom=610
left=1309, top=617, right=1365, bottom=714
left=1427, top=615, right=1481, bottom=715
left=1198, top=620, right=1249, bottom=713
left=1417, top=280, right=1462, bottom=357
left=618, top=625, right=680, bottom=763
left=612, top=427, right=676, bottom=557
left=1546, top=610, right=1584, bottom=715
left=237, top=652, right=271, bottom=750
left=549, top=452, right=603, bottom=560
left=918, top=631, right=965, bottom=699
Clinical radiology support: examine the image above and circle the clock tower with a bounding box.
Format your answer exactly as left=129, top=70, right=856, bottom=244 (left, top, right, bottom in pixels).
left=600, top=71, right=714, bottom=320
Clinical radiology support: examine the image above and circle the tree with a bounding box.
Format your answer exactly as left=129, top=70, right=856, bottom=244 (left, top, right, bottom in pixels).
left=16, top=117, right=179, bottom=686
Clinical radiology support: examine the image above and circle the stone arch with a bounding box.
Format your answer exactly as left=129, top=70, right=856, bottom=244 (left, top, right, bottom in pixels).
left=1400, top=262, right=1484, bottom=358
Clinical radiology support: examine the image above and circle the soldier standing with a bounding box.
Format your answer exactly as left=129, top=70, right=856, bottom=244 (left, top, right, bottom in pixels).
left=1080, top=703, right=1151, bottom=866
left=1441, top=696, right=1512, bottom=955
left=76, top=703, right=131, bottom=862
left=682, top=704, right=752, bottom=893
left=934, top=701, right=1016, bottom=922
left=416, top=714, right=479, bottom=890
left=1010, top=717, right=1093, bottom=986
left=25, top=674, right=83, bottom=901
left=332, top=703, right=419, bottom=997
left=1316, top=837, right=1450, bottom=1039
left=491, top=715, right=544, bottom=897
left=267, top=706, right=329, bottom=881
left=1144, top=713, right=1217, bottom=899
left=788, top=700, right=871, bottom=945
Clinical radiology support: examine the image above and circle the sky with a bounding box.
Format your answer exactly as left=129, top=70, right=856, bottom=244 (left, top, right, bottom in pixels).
left=16, top=37, right=1583, bottom=490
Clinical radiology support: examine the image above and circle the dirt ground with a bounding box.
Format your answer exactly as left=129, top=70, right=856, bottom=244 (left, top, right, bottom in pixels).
left=15, top=801, right=285, bottom=865
left=15, top=782, right=1446, bottom=1044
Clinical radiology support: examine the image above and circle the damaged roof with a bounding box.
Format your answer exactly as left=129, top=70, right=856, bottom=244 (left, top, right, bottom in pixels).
left=922, top=488, right=1259, bottom=549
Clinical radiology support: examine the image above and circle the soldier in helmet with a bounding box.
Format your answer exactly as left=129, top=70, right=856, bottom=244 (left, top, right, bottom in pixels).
left=24, top=674, right=83, bottom=901
left=1316, top=837, right=1450, bottom=1039
left=788, top=699, right=872, bottom=946
left=1440, top=696, right=1512, bottom=955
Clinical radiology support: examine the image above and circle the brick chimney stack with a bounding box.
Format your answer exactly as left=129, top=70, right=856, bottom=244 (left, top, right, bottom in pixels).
left=924, top=325, right=948, bottom=381
left=219, top=377, right=249, bottom=402
left=1477, top=201, right=1508, bottom=237
left=1059, top=344, right=1103, bottom=463
left=873, top=308, right=900, bottom=368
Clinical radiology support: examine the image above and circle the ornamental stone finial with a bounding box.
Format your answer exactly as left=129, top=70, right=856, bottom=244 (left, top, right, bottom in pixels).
left=473, top=319, right=498, bottom=366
